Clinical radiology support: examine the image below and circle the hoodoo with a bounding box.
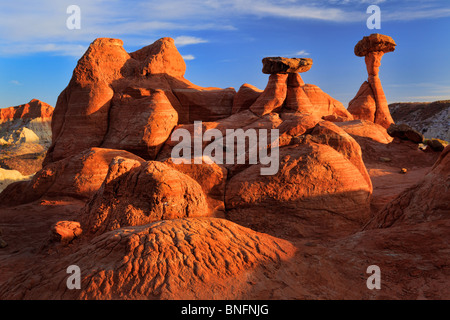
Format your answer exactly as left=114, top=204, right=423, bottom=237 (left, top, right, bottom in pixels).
left=348, top=33, right=396, bottom=129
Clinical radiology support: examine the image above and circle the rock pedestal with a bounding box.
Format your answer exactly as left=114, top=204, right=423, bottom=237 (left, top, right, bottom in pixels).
left=348, top=34, right=396, bottom=129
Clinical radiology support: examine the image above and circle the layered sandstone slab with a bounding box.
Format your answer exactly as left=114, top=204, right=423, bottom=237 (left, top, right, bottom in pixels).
left=262, top=57, right=313, bottom=74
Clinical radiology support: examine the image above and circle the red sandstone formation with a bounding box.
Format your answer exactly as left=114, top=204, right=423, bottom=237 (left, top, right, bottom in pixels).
left=348, top=34, right=396, bottom=129
left=44, top=37, right=235, bottom=165
left=0, top=35, right=448, bottom=301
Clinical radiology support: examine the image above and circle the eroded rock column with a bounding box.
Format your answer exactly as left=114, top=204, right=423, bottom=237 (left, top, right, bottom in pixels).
left=348, top=33, right=396, bottom=129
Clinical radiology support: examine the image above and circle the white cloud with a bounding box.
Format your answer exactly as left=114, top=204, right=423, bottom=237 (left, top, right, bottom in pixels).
left=174, top=36, right=208, bottom=46
left=10, top=80, right=22, bottom=86
left=182, top=54, right=195, bottom=60
left=295, top=50, right=310, bottom=56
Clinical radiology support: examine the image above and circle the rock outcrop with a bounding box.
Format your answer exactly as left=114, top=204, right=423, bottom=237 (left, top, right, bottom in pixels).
left=348, top=34, right=396, bottom=129
left=226, top=126, right=373, bottom=238
left=44, top=37, right=236, bottom=165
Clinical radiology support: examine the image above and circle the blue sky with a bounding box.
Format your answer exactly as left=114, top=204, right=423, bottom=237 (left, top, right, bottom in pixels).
left=1, top=0, right=450, bottom=108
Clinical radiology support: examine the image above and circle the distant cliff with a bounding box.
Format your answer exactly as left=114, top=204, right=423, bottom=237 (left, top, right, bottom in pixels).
left=389, top=100, right=450, bottom=141
left=0, top=99, right=53, bottom=187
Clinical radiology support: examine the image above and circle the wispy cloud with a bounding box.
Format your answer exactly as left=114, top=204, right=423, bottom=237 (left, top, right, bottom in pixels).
left=0, top=0, right=449, bottom=56
left=10, top=80, right=22, bottom=86
left=174, top=36, right=208, bottom=46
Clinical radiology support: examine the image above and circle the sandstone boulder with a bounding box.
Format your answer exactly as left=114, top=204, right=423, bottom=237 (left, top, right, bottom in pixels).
left=308, top=121, right=372, bottom=189
left=101, top=88, right=178, bottom=159
left=387, top=123, right=424, bottom=143
left=426, top=139, right=446, bottom=152
left=250, top=73, right=353, bottom=121
left=226, top=142, right=372, bottom=239
left=164, top=157, right=227, bottom=214
left=80, top=160, right=210, bottom=236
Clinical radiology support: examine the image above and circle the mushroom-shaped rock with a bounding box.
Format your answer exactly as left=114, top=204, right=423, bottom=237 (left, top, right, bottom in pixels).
left=354, top=33, right=396, bottom=58
left=348, top=34, right=396, bottom=129
left=262, top=57, right=313, bottom=74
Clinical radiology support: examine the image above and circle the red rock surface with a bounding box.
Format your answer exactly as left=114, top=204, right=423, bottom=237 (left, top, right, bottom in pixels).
left=50, top=220, right=82, bottom=245
left=0, top=35, right=448, bottom=301
left=366, top=145, right=450, bottom=228
left=0, top=218, right=295, bottom=299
